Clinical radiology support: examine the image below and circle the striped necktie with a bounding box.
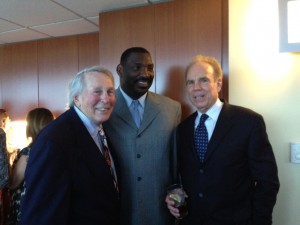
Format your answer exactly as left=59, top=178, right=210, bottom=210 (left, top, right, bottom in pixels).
left=98, top=127, right=118, bottom=191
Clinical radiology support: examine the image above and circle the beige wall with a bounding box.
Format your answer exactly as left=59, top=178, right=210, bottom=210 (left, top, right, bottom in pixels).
left=229, top=0, right=300, bottom=224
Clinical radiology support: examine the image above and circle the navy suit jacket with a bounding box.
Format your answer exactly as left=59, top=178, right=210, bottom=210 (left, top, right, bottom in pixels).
left=20, top=107, right=119, bottom=225
left=178, top=101, right=279, bottom=225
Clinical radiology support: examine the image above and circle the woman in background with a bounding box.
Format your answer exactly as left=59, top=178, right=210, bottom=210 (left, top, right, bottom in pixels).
left=6, top=108, right=55, bottom=225
left=0, top=109, right=10, bottom=225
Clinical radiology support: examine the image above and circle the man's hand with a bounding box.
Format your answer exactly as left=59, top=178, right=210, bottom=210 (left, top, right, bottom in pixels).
left=165, top=195, right=181, bottom=218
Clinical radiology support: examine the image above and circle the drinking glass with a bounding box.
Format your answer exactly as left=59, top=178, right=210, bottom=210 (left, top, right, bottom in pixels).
left=167, top=184, right=188, bottom=219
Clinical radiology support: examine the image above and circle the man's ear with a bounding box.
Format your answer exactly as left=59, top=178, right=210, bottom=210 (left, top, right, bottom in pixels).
left=217, top=79, right=223, bottom=92
left=116, top=64, right=123, bottom=77
left=73, top=95, right=80, bottom=107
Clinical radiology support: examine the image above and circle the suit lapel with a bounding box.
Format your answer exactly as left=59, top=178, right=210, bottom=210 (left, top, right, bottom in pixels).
left=69, top=108, right=114, bottom=185
left=205, top=103, right=233, bottom=162
left=185, top=112, right=199, bottom=159
left=114, top=88, right=137, bottom=129
left=113, top=90, right=160, bottom=133
left=138, top=92, right=160, bottom=134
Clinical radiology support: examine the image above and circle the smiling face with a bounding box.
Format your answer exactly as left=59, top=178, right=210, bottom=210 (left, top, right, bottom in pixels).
left=74, top=71, right=116, bottom=126
left=186, top=61, right=222, bottom=113
left=117, top=52, right=154, bottom=99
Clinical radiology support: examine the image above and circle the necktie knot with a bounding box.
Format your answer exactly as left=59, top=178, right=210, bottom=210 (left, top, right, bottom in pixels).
left=98, top=127, right=107, bottom=148
left=133, top=99, right=139, bottom=108
left=199, top=114, right=209, bottom=127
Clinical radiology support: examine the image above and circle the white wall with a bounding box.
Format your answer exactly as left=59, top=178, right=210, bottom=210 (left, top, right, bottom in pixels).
left=229, top=0, right=300, bottom=224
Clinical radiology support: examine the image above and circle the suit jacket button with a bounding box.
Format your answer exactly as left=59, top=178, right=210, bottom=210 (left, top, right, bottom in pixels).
left=199, top=169, right=204, bottom=173
left=198, top=193, right=204, bottom=198
left=137, top=154, right=141, bottom=158
left=137, top=177, right=142, bottom=181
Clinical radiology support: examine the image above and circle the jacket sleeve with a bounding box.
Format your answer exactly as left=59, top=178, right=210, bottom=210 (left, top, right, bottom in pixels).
left=248, top=115, right=280, bottom=225
left=20, top=138, right=71, bottom=225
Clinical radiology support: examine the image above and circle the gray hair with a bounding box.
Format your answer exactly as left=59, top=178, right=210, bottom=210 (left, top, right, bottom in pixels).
left=67, top=65, right=115, bottom=108
left=185, top=55, right=223, bottom=82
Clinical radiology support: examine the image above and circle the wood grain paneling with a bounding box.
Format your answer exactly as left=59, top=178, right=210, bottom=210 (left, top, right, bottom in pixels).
left=0, top=33, right=100, bottom=119
left=0, top=47, right=4, bottom=109
left=0, top=42, right=38, bottom=120
left=38, top=36, right=78, bottom=116
left=221, top=0, right=229, bottom=101
left=99, top=5, right=156, bottom=90
left=78, top=33, right=100, bottom=70
left=154, top=0, right=223, bottom=119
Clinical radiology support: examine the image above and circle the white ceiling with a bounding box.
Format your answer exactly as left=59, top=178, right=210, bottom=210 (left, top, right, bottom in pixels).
left=0, top=0, right=171, bottom=46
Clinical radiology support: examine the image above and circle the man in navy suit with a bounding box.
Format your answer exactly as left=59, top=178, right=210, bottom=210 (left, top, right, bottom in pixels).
left=166, top=55, right=279, bottom=225
left=20, top=66, right=120, bottom=225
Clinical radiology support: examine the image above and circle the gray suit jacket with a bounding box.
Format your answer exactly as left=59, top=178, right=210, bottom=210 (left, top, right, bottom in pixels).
left=104, top=88, right=181, bottom=225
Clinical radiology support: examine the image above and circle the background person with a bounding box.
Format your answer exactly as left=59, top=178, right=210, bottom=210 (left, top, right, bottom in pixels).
left=104, top=47, right=182, bottom=225
left=0, top=109, right=10, bottom=225
left=20, top=66, right=120, bottom=225
left=6, top=107, right=55, bottom=225
left=166, top=55, right=279, bottom=225
left=0, top=110, right=10, bottom=133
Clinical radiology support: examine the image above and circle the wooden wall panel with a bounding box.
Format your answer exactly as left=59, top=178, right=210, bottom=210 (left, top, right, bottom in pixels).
left=99, top=5, right=156, bottom=91
left=38, top=36, right=78, bottom=116
left=0, top=42, right=38, bottom=120
left=154, top=0, right=224, bottom=119
left=221, top=0, right=229, bottom=102
left=0, top=47, right=4, bottom=109
left=0, top=33, right=100, bottom=120
left=78, top=33, right=100, bottom=70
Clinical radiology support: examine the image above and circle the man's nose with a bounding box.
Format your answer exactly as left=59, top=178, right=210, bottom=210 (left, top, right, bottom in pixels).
left=194, top=80, right=203, bottom=89
left=100, top=92, right=109, bottom=102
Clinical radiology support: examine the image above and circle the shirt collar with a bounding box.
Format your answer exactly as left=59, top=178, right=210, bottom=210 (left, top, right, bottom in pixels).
left=196, top=98, right=223, bottom=122
left=119, top=87, right=147, bottom=109
left=73, top=105, right=99, bottom=137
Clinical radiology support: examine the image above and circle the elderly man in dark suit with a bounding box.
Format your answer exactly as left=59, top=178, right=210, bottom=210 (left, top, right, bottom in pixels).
left=166, top=55, right=279, bottom=225
left=20, top=66, right=120, bottom=225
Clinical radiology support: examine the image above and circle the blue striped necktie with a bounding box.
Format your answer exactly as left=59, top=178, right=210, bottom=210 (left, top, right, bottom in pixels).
left=194, top=114, right=209, bottom=162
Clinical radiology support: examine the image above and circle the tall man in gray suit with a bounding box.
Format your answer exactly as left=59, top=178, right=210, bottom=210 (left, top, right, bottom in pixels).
left=103, top=47, right=182, bottom=225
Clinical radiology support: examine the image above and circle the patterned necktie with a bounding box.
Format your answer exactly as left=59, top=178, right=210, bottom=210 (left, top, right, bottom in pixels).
left=98, top=127, right=118, bottom=191
left=131, top=100, right=141, bottom=128
left=194, top=114, right=209, bottom=162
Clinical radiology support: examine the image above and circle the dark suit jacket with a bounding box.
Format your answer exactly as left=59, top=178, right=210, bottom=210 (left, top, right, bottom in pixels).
left=178, top=101, right=279, bottom=225
left=20, top=107, right=119, bottom=225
